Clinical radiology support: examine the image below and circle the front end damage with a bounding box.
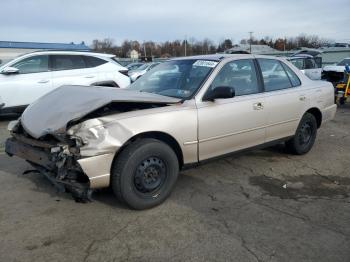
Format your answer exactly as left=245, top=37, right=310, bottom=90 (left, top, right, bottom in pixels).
left=5, top=121, right=94, bottom=202
left=4, top=85, right=181, bottom=202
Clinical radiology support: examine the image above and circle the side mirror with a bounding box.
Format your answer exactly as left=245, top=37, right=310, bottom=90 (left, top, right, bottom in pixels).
left=2, top=67, right=19, bottom=75
left=203, top=86, right=235, bottom=101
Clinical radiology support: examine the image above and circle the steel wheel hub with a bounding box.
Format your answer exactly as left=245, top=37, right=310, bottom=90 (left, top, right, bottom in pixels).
left=134, top=157, right=166, bottom=194
left=299, top=122, right=312, bottom=145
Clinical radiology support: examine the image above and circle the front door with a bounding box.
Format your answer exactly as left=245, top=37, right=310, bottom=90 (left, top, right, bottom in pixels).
left=197, top=59, right=267, bottom=161
left=0, top=55, right=52, bottom=108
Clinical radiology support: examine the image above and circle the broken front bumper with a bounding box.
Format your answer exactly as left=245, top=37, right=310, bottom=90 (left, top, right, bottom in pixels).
left=5, top=135, right=113, bottom=201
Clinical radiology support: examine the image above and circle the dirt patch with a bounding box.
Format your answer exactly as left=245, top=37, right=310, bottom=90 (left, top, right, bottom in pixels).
left=249, top=175, right=350, bottom=199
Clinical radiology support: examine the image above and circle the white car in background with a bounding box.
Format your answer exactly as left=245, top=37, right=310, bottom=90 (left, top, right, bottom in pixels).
left=287, top=50, right=323, bottom=80
left=322, top=57, right=350, bottom=84
left=0, top=51, right=130, bottom=114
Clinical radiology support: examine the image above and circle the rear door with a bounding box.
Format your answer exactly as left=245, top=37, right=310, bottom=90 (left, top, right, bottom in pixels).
left=197, top=59, right=267, bottom=160
left=50, top=55, right=98, bottom=88
left=0, top=55, right=52, bottom=107
left=257, top=58, right=305, bottom=142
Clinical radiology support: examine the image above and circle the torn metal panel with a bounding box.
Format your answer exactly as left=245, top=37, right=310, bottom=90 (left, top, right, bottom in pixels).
left=21, top=85, right=181, bottom=139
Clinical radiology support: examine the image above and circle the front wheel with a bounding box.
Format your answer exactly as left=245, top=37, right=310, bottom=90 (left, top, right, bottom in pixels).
left=285, top=113, right=317, bottom=155
left=111, top=138, right=179, bottom=210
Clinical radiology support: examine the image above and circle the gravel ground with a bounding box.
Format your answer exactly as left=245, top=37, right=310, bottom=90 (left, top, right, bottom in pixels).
left=0, top=106, right=349, bottom=262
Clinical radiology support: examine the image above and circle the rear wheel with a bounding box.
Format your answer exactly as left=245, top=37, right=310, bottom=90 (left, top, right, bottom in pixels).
left=285, top=113, right=317, bottom=155
left=111, top=138, right=179, bottom=210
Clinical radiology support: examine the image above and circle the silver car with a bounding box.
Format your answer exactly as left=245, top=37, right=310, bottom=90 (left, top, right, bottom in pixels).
left=6, top=54, right=336, bottom=209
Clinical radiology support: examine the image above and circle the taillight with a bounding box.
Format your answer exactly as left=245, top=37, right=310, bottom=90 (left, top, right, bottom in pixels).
left=119, top=69, right=129, bottom=76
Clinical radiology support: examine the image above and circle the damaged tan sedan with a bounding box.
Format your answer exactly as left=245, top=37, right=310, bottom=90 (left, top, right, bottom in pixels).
left=5, top=54, right=336, bottom=209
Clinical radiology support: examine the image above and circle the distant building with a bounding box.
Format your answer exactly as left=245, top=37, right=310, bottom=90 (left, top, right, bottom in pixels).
left=0, top=41, right=90, bottom=64
left=225, top=44, right=278, bottom=54
left=128, top=49, right=140, bottom=60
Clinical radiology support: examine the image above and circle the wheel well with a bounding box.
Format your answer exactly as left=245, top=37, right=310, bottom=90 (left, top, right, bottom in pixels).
left=306, top=108, right=322, bottom=128
left=114, top=131, right=184, bottom=168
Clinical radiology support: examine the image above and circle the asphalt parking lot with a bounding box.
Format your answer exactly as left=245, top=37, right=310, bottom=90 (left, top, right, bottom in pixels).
left=0, top=107, right=349, bottom=262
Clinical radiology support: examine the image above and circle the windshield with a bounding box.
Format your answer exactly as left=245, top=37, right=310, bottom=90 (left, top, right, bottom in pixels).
left=128, top=59, right=218, bottom=99
left=338, top=59, right=350, bottom=66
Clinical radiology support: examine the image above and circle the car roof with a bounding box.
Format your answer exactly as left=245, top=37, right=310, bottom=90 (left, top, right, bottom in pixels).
left=171, top=54, right=282, bottom=62
left=288, top=55, right=314, bottom=59
left=20, top=50, right=116, bottom=58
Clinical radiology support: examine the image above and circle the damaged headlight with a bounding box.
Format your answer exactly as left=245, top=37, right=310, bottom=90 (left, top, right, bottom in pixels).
left=67, top=119, right=107, bottom=146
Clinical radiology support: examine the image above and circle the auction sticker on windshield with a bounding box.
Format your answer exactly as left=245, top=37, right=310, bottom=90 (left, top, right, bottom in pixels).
left=193, top=60, right=218, bottom=68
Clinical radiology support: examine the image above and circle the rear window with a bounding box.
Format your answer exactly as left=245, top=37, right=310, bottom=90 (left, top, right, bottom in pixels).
left=281, top=62, right=301, bottom=87
left=290, top=58, right=304, bottom=70
left=84, top=56, right=107, bottom=67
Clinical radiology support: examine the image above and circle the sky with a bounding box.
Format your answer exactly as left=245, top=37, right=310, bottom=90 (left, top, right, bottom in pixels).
left=1, top=0, right=349, bottom=46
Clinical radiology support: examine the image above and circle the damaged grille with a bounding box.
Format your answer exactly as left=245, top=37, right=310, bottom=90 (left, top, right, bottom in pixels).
left=6, top=122, right=92, bottom=202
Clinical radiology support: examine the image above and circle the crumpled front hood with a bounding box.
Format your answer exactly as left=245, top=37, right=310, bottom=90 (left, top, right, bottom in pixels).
left=21, top=85, right=181, bottom=139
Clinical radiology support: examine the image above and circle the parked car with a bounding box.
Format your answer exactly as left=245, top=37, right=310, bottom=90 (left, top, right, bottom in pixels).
left=128, top=62, right=161, bottom=82
left=287, top=50, right=322, bottom=80
left=6, top=54, right=336, bottom=209
left=126, top=62, right=145, bottom=71
left=322, top=57, right=350, bottom=84
left=0, top=51, right=130, bottom=114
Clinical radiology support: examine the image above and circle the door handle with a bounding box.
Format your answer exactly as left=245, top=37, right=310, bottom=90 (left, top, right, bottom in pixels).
left=253, top=102, right=264, bottom=110
left=38, top=79, right=49, bottom=84
left=84, top=75, right=95, bottom=78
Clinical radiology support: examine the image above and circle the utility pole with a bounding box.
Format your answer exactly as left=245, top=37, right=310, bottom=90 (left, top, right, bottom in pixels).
left=143, top=42, right=147, bottom=61
left=249, top=31, right=253, bottom=53
left=184, top=35, right=187, bottom=56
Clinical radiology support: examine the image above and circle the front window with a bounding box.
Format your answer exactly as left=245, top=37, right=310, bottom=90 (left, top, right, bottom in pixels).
left=338, top=58, right=350, bottom=66
left=128, top=59, right=217, bottom=99
left=12, top=55, right=49, bottom=74
left=209, top=59, right=259, bottom=96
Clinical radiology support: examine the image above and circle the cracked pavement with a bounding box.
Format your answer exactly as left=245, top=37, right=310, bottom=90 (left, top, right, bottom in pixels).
left=0, top=105, right=349, bottom=262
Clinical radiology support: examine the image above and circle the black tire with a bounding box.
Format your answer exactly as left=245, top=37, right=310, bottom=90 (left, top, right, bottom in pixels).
left=285, top=113, right=317, bottom=155
left=111, top=138, right=179, bottom=210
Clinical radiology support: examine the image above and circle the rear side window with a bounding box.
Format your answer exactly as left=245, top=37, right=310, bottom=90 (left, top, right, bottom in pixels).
left=13, top=55, right=49, bottom=74
left=258, top=59, right=292, bottom=92
left=281, top=62, right=301, bottom=87
left=84, top=56, right=107, bottom=67
left=51, top=55, right=86, bottom=71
